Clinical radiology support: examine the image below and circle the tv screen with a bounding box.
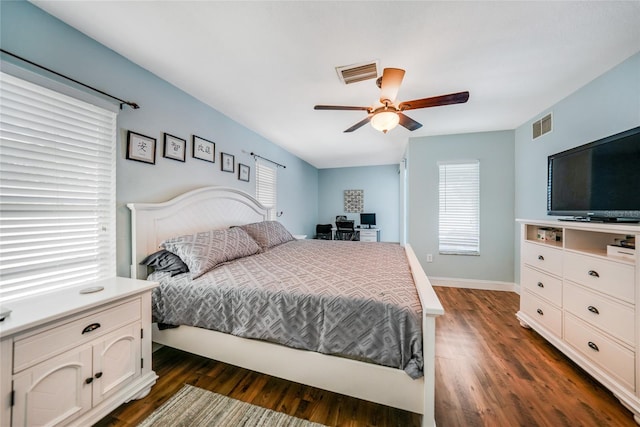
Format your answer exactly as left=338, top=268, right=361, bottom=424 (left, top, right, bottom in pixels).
left=360, top=213, right=376, bottom=228
left=547, top=126, right=640, bottom=221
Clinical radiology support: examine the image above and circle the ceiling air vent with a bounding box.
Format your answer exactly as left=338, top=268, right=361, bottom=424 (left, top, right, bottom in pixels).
left=533, top=113, right=552, bottom=139
left=335, top=61, right=379, bottom=85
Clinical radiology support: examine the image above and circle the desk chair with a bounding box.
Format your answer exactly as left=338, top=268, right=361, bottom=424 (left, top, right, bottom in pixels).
left=335, top=220, right=356, bottom=241
left=315, top=224, right=333, bottom=240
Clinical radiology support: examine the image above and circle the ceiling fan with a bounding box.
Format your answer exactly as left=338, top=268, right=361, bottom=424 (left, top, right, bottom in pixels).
left=314, top=68, right=469, bottom=134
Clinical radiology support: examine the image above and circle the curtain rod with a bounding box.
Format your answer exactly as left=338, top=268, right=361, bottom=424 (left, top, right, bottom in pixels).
left=1, top=49, right=140, bottom=110
left=250, top=152, right=286, bottom=169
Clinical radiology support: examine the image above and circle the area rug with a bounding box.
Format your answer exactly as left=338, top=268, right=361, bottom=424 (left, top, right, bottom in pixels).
left=137, top=384, right=327, bottom=427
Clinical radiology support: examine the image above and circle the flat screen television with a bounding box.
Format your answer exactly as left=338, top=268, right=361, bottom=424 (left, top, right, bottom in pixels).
left=360, top=213, right=376, bottom=228
left=547, top=125, right=640, bottom=222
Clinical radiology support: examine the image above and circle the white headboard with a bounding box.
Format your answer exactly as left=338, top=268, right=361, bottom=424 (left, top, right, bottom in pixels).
left=127, top=186, right=270, bottom=279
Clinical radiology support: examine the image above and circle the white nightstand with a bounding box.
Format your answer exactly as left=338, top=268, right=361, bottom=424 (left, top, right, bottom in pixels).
left=293, top=234, right=307, bottom=240
left=0, top=277, right=158, bottom=427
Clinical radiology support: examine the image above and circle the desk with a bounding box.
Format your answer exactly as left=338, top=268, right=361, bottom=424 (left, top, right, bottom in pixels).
left=331, top=227, right=381, bottom=242
left=358, top=228, right=381, bottom=242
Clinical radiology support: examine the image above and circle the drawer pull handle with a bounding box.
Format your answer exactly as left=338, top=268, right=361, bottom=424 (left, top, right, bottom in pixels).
left=95, top=372, right=103, bottom=379
left=587, top=305, right=600, bottom=315
left=588, top=341, right=599, bottom=352
left=536, top=308, right=544, bottom=316
left=588, top=270, right=600, bottom=278
left=537, top=282, right=544, bottom=288
left=538, top=255, right=544, bottom=261
left=82, top=323, right=101, bottom=334
left=85, top=377, right=93, bottom=384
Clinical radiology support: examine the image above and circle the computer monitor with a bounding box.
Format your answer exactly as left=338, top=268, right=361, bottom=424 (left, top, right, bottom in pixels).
left=360, top=213, right=376, bottom=228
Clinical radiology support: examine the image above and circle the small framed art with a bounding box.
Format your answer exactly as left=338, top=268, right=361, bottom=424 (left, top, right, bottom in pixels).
left=163, top=133, right=186, bottom=162
left=192, top=135, right=215, bottom=163
left=238, top=163, right=250, bottom=182
left=221, top=152, right=234, bottom=173
left=126, top=131, right=156, bottom=164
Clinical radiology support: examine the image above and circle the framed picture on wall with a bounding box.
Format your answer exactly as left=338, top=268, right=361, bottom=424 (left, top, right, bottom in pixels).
left=344, top=189, right=364, bottom=213
left=192, top=135, right=215, bottom=163
left=126, top=131, right=156, bottom=164
left=238, top=163, right=250, bottom=182
left=221, top=152, right=234, bottom=173
left=163, top=133, right=186, bottom=162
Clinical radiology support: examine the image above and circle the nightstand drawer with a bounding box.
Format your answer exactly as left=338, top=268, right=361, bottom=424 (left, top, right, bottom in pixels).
left=564, top=313, right=634, bottom=390
left=564, top=252, right=634, bottom=304
left=563, top=281, right=634, bottom=345
left=521, top=290, right=562, bottom=337
left=522, top=242, right=563, bottom=276
left=14, top=298, right=141, bottom=373
left=522, top=266, right=562, bottom=306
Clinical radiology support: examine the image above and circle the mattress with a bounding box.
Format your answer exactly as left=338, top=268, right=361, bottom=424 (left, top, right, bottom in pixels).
left=149, top=239, right=424, bottom=378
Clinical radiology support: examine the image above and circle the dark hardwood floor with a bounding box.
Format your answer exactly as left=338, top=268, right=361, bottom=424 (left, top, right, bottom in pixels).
left=96, top=287, right=636, bottom=426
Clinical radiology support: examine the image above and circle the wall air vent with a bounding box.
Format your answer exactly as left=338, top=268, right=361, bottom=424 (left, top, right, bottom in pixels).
left=533, top=113, right=553, bottom=139
left=335, top=61, right=379, bottom=85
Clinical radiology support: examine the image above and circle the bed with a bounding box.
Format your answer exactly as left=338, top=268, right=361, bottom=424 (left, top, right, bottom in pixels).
left=128, top=186, right=444, bottom=426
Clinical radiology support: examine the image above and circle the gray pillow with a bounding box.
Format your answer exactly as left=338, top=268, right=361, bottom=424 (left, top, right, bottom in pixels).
left=238, top=221, right=294, bottom=251
left=160, top=227, right=261, bottom=278
left=140, top=249, right=189, bottom=277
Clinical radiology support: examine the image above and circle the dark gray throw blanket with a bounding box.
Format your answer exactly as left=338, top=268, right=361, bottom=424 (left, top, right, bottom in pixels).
left=150, top=239, right=424, bottom=378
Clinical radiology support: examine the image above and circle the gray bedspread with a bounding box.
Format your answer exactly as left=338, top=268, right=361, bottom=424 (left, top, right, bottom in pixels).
left=149, top=239, right=424, bottom=378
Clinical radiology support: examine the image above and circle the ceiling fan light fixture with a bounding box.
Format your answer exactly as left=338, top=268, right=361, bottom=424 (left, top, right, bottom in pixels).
left=371, top=110, right=399, bottom=133
left=315, top=64, right=469, bottom=134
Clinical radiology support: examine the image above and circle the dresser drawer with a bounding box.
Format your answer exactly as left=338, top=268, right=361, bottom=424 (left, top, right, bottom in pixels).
left=564, top=252, right=635, bottom=303
left=564, top=313, right=635, bottom=390
left=522, top=266, right=562, bottom=306
left=521, top=290, right=562, bottom=337
left=563, top=281, right=634, bottom=345
left=14, top=298, right=141, bottom=373
left=522, top=242, right=563, bottom=276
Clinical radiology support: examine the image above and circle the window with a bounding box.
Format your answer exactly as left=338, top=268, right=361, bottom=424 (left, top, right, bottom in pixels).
left=0, top=72, right=117, bottom=302
left=255, top=159, right=277, bottom=220
left=438, top=160, right=480, bottom=255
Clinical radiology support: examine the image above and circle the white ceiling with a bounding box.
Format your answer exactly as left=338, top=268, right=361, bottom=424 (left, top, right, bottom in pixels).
left=31, top=1, right=640, bottom=169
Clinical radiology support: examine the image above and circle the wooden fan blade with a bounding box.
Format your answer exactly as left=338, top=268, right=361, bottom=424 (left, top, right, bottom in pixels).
left=398, top=91, right=470, bottom=111
left=314, top=105, right=370, bottom=111
left=379, top=68, right=405, bottom=104
left=397, top=113, right=423, bottom=131
left=344, top=115, right=372, bottom=133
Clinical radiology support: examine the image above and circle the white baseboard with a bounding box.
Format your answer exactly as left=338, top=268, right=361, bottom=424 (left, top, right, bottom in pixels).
left=430, top=276, right=517, bottom=293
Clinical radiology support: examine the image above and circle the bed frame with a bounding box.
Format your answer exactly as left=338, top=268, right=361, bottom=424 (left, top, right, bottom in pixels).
left=127, top=186, right=444, bottom=426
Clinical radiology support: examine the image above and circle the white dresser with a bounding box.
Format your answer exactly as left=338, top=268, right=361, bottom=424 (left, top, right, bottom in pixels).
left=517, top=219, right=640, bottom=423
left=0, top=277, right=158, bottom=427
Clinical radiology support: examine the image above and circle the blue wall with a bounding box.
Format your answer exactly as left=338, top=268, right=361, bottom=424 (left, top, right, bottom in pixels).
left=1, top=1, right=319, bottom=276
left=318, top=165, right=400, bottom=242
left=513, top=51, right=640, bottom=283
left=407, top=131, right=515, bottom=283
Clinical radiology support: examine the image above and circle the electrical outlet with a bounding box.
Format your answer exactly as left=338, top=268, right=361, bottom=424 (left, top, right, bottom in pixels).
left=426, top=254, right=433, bottom=263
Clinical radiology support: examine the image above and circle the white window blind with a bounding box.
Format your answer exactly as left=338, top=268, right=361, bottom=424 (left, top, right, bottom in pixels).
left=438, top=160, right=480, bottom=255
left=255, top=160, right=277, bottom=220
left=0, top=72, right=117, bottom=302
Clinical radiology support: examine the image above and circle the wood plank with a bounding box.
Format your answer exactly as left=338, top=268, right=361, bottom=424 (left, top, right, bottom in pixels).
left=95, top=287, right=635, bottom=426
